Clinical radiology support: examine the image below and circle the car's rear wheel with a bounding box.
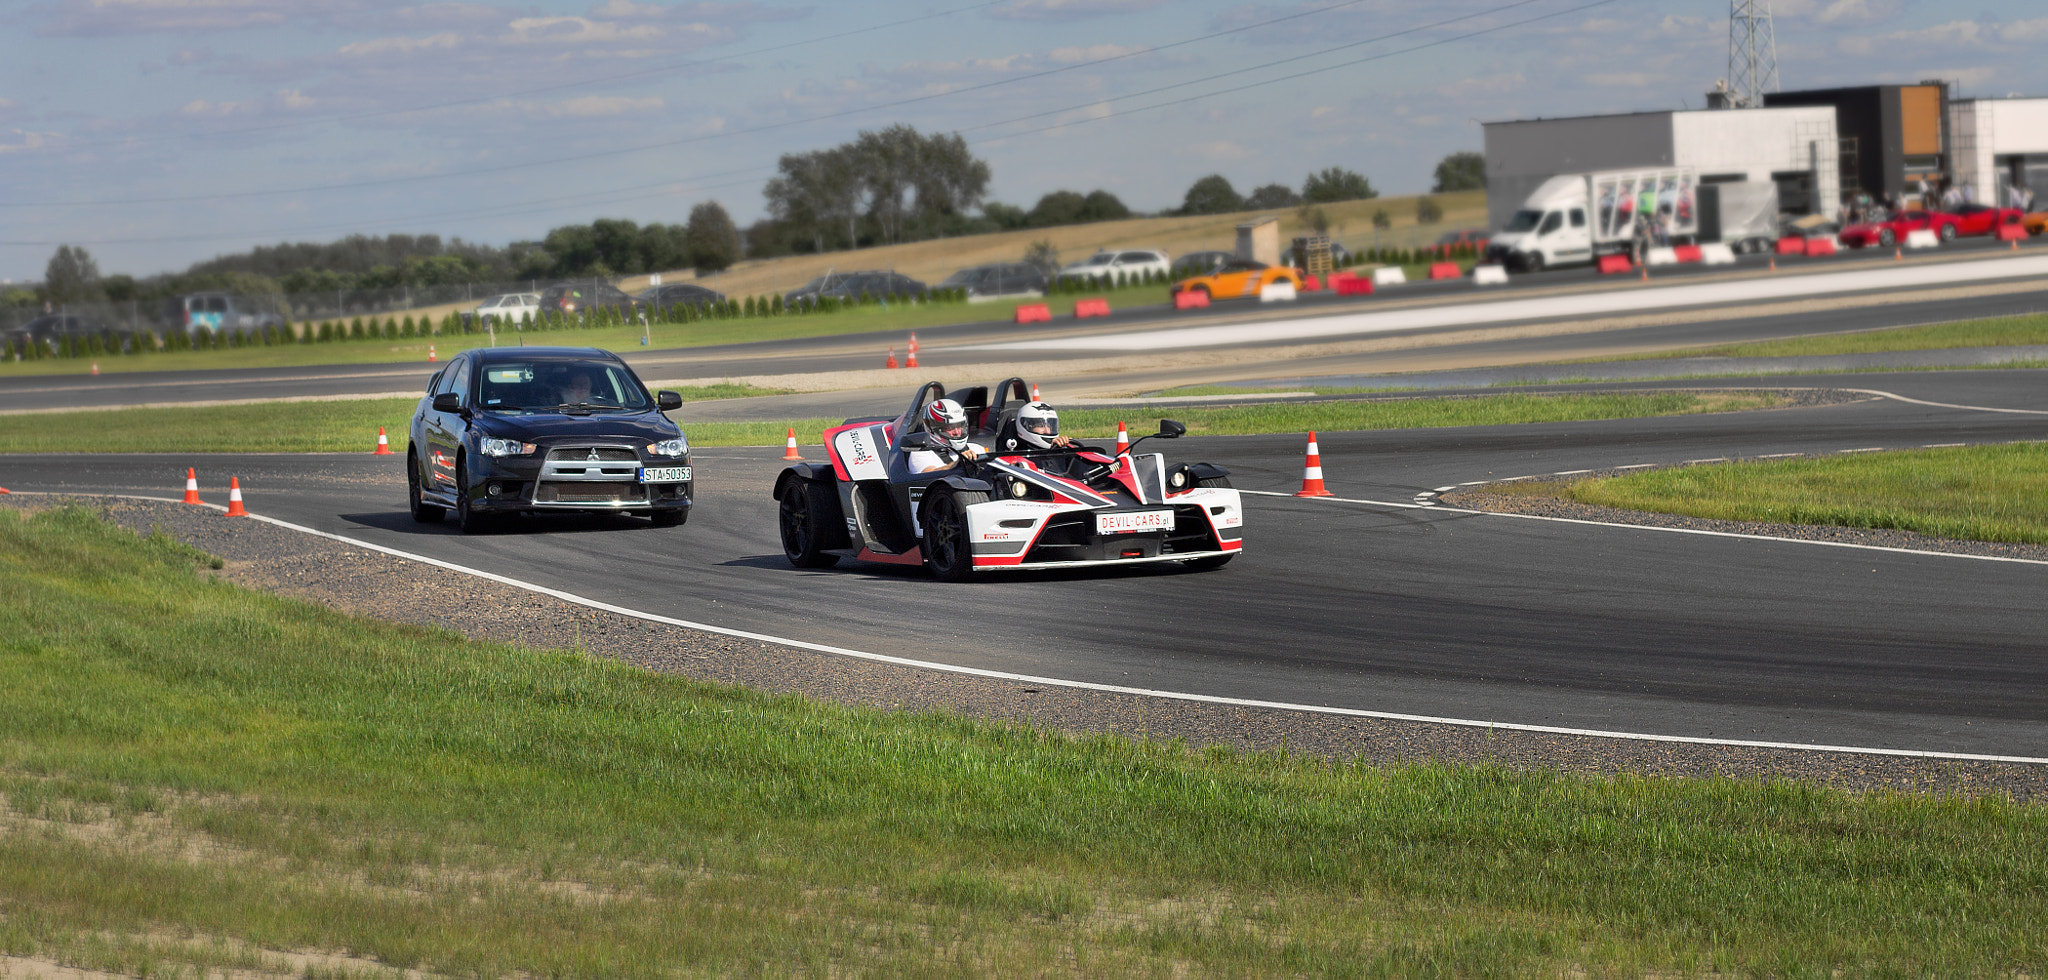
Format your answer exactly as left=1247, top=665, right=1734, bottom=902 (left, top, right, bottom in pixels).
left=779, top=478, right=840, bottom=568
left=920, top=486, right=986, bottom=582
left=1940, top=223, right=1957, bottom=241
left=408, top=454, right=445, bottom=524
left=1879, top=228, right=1895, bottom=247
left=455, top=455, right=491, bottom=534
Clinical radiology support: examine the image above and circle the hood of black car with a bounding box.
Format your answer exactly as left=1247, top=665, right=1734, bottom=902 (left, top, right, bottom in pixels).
left=474, top=411, right=680, bottom=442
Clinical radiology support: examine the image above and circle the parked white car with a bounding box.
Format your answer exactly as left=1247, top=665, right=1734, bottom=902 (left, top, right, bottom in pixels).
left=1057, top=249, right=1171, bottom=285
left=471, top=293, right=541, bottom=326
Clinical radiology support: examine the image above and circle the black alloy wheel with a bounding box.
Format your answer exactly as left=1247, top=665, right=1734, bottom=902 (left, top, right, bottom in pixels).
left=778, top=478, right=840, bottom=568
left=408, top=454, right=445, bottom=524
left=1879, top=228, right=1895, bottom=248
left=454, top=455, right=490, bottom=534
left=920, top=487, right=987, bottom=582
left=1940, top=223, right=1957, bottom=241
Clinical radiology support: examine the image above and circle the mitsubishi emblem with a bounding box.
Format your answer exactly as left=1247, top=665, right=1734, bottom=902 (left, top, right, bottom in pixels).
left=587, top=449, right=601, bottom=461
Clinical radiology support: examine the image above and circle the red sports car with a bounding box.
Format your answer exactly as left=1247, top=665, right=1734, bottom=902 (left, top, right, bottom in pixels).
left=1839, top=210, right=1950, bottom=248
left=1944, top=204, right=2026, bottom=238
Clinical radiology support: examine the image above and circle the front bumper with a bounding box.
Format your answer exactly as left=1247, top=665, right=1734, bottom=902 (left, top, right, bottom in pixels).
left=467, top=444, right=693, bottom=513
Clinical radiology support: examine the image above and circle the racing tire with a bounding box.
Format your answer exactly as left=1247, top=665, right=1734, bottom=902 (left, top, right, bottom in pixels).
left=1878, top=228, right=1895, bottom=248
left=651, top=509, right=686, bottom=528
left=454, top=456, right=492, bottom=534
left=1939, top=224, right=1956, bottom=242
left=408, top=454, right=445, bottom=524
left=920, top=486, right=987, bottom=582
left=778, top=478, right=840, bottom=568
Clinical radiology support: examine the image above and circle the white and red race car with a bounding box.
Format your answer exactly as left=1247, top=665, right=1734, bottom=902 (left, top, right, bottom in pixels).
left=773, top=378, right=1244, bottom=580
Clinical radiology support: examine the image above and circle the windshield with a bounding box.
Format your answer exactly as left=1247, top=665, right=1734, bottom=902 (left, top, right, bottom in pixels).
left=1504, top=209, right=1544, bottom=232
left=1080, top=253, right=1113, bottom=266
left=474, top=359, right=652, bottom=413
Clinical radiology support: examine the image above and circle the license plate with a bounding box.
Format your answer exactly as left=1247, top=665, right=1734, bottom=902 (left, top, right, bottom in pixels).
left=1095, top=510, right=1174, bottom=535
left=640, top=466, right=692, bottom=483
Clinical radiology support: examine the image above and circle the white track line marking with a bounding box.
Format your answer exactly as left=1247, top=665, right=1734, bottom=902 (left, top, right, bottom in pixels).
left=1845, top=387, right=2048, bottom=416
left=19, top=490, right=2039, bottom=764
left=1923, top=443, right=1966, bottom=448
left=1684, top=457, right=1729, bottom=464
left=1839, top=447, right=1887, bottom=453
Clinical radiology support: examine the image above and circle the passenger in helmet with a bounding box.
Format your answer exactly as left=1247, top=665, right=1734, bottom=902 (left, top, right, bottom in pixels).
left=1003, top=400, right=1073, bottom=451
left=905, top=397, right=985, bottom=472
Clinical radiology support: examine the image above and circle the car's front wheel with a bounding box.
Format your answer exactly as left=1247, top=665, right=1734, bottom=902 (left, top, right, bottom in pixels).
left=455, top=455, right=491, bottom=534
left=920, top=486, right=986, bottom=582
left=1940, top=223, right=1957, bottom=241
left=778, top=478, right=840, bottom=568
left=1878, top=228, right=1895, bottom=247
left=408, top=453, right=445, bottom=524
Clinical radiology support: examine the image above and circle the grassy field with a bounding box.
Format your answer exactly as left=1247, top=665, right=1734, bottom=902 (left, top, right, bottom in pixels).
left=1535, top=442, right=2048, bottom=546
left=2, top=504, right=2045, bottom=976
left=0, top=282, right=1183, bottom=378
left=0, top=391, right=1787, bottom=455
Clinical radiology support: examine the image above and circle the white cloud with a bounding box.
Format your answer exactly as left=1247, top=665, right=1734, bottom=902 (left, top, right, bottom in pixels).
left=1999, top=17, right=2048, bottom=42
left=529, top=95, right=665, bottom=118
left=38, top=0, right=349, bottom=36
left=990, top=0, right=1169, bottom=23
left=502, top=16, right=665, bottom=45
left=1048, top=43, right=1147, bottom=64
left=337, top=32, right=463, bottom=57
left=1190, top=139, right=1254, bottom=159
left=0, top=130, right=56, bottom=155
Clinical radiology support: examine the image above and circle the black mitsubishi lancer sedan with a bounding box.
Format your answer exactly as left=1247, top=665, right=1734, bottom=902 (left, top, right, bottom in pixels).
left=407, top=346, right=691, bottom=533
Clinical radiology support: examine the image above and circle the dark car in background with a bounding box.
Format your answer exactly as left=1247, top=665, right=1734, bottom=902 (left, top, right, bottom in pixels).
left=784, top=270, right=928, bottom=307
left=634, top=282, right=726, bottom=312
left=538, top=281, right=643, bottom=320
left=7, top=313, right=130, bottom=354
left=407, top=346, right=692, bottom=533
left=936, top=262, right=1047, bottom=300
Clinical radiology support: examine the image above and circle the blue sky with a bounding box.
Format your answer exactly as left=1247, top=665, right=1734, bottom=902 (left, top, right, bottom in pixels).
left=4, top=0, right=2044, bottom=280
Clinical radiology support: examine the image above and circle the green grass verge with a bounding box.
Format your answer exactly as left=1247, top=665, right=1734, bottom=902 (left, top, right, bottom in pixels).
left=1594, top=312, right=2048, bottom=363
left=0, top=391, right=1786, bottom=454
left=1150, top=384, right=1423, bottom=397
left=0, top=282, right=1180, bottom=377
left=3, top=504, right=2046, bottom=976
left=1551, top=442, right=2048, bottom=545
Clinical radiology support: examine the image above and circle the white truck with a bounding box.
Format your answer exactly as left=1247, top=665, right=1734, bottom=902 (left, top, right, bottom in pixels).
left=1487, top=168, right=1782, bottom=271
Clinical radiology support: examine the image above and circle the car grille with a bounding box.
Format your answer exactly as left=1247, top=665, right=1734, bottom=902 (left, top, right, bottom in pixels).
left=534, top=483, right=645, bottom=504
left=533, top=444, right=645, bottom=507
left=549, top=446, right=639, bottom=462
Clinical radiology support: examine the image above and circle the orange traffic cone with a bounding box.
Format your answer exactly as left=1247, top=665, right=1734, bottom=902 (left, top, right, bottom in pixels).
left=182, top=467, right=202, bottom=505
left=1294, top=432, right=1334, bottom=497
left=1768, top=256, right=1777, bottom=272
left=225, top=477, right=247, bottom=517
left=1114, top=421, right=1129, bottom=456
left=907, top=332, right=919, bottom=354
left=90, top=362, right=99, bottom=376
left=906, top=346, right=919, bottom=369
left=782, top=427, right=803, bottom=460
left=428, top=344, right=438, bottom=362
left=373, top=426, right=393, bottom=455
left=1639, top=265, right=1649, bottom=282
left=1030, top=383, right=1042, bottom=401
left=885, top=346, right=899, bottom=369
left=0, top=487, right=9, bottom=494
left=1895, top=246, right=1903, bottom=261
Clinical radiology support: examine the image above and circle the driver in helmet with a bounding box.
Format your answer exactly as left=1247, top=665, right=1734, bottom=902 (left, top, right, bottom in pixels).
left=906, top=397, right=985, bottom=473
left=1001, top=400, right=1073, bottom=452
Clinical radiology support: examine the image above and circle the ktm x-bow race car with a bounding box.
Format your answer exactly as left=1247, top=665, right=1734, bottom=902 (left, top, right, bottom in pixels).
left=773, top=379, right=1243, bottom=579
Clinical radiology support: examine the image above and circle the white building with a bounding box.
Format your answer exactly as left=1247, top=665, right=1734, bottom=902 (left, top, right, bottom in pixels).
left=1949, top=97, right=2048, bottom=208
left=1482, top=107, right=1839, bottom=232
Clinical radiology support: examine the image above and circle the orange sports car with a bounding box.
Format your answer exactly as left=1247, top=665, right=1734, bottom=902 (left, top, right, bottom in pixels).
left=2025, top=211, right=2048, bottom=236
left=1169, top=259, right=1303, bottom=301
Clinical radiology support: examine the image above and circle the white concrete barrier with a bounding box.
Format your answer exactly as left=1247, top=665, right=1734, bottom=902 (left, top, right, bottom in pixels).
left=1699, top=243, right=1737, bottom=265
left=1644, top=246, right=1680, bottom=266
left=1472, top=264, right=1509, bottom=286
left=1259, top=280, right=1298, bottom=302
left=1905, top=228, right=1940, bottom=250
left=1370, top=267, right=1407, bottom=287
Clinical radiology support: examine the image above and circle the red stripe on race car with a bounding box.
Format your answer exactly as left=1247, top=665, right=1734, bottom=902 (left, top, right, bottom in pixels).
left=972, top=555, right=1026, bottom=567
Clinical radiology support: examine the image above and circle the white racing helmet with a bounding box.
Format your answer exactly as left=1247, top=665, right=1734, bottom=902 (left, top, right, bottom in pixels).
left=924, top=397, right=970, bottom=452
left=1015, top=401, right=1060, bottom=449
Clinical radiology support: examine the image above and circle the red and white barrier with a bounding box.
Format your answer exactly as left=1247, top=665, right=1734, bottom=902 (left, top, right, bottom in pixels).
left=1370, top=267, right=1407, bottom=287
left=1259, top=281, right=1298, bottom=302
left=1074, top=297, right=1111, bottom=318
left=1173, top=290, right=1210, bottom=310
left=1472, top=264, right=1509, bottom=286
left=1014, top=304, right=1052, bottom=324
left=1597, top=254, right=1634, bottom=275
left=1427, top=261, right=1461, bottom=280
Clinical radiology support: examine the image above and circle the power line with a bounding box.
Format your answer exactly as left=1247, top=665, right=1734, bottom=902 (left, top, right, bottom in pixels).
left=50, top=1, right=1014, bottom=152
left=2, top=0, right=1389, bottom=208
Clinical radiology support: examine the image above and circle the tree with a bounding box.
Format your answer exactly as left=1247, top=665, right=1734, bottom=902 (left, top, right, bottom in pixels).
left=1244, top=183, right=1299, bottom=209
left=1415, top=196, right=1444, bottom=224
left=1180, top=175, right=1242, bottom=215
left=1080, top=190, right=1130, bottom=221
left=1026, top=190, right=1089, bottom=227
left=684, top=201, right=741, bottom=273
left=1302, top=166, right=1377, bottom=204
left=1022, top=240, right=1060, bottom=279
left=983, top=202, right=1029, bottom=230
left=44, top=245, right=104, bottom=304
left=1433, top=151, right=1485, bottom=193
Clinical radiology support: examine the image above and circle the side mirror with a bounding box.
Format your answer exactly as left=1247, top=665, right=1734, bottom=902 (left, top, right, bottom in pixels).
left=1156, top=420, right=1186, bottom=439
left=898, top=431, right=931, bottom=451
left=432, top=392, right=462, bottom=414
left=656, top=390, right=682, bottom=411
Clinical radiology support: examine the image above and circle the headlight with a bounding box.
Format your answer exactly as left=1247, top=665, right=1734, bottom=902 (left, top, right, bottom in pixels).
left=481, top=438, right=537, bottom=457
left=648, top=438, right=688, bottom=458
left=1007, top=477, right=1031, bottom=499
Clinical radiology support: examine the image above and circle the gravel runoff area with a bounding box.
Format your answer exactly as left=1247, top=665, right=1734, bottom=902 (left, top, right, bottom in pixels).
left=8, top=494, right=2046, bottom=803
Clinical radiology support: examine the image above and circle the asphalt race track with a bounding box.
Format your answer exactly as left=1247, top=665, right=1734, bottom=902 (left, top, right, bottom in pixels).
left=6, top=368, right=2045, bottom=759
